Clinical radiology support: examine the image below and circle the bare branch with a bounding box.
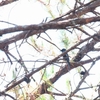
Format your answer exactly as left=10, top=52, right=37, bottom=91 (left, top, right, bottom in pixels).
left=0, top=0, right=18, bottom=6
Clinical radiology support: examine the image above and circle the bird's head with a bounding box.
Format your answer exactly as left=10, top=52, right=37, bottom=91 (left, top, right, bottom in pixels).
left=61, top=48, right=66, bottom=52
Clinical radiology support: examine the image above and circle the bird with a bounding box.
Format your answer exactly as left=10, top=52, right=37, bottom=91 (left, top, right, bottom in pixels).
left=80, top=71, right=86, bottom=75
left=24, top=76, right=31, bottom=83
left=61, top=48, right=70, bottom=70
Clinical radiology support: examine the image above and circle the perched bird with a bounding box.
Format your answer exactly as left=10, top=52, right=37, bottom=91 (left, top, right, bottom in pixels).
left=24, top=76, right=31, bottom=83
left=61, top=48, right=70, bottom=70
left=80, top=71, right=86, bottom=75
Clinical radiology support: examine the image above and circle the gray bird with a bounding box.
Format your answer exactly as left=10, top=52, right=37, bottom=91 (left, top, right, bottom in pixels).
left=61, top=48, right=70, bottom=70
